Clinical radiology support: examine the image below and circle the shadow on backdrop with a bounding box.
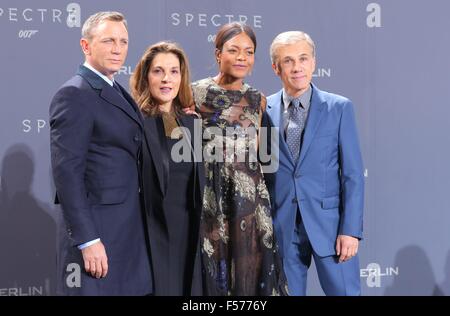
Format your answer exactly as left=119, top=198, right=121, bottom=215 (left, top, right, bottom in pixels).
left=384, top=245, right=442, bottom=296
left=0, top=144, right=56, bottom=295
left=434, top=249, right=450, bottom=296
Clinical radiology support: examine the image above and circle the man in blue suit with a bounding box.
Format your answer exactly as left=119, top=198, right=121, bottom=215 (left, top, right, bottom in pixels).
left=50, top=12, right=153, bottom=295
left=264, top=31, right=364, bottom=295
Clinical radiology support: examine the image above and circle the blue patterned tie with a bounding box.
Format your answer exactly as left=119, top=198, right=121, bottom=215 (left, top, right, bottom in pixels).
left=286, top=98, right=306, bottom=162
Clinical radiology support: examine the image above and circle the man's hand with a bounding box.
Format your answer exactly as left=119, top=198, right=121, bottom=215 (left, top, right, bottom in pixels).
left=81, top=241, right=108, bottom=278
left=336, top=235, right=359, bottom=263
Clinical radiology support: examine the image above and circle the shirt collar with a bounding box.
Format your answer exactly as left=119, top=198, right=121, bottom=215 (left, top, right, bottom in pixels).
left=83, top=62, right=114, bottom=87
left=282, top=85, right=312, bottom=111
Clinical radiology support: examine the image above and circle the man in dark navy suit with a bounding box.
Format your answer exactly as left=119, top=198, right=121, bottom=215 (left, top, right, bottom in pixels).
left=50, top=11, right=153, bottom=295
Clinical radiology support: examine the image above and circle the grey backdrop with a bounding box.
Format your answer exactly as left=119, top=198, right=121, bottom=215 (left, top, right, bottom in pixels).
left=1, top=0, right=449, bottom=296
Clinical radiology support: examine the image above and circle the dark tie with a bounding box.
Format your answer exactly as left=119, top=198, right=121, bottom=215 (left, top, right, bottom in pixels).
left=113, top=81, right=123, bottom=97
left=286, top=98, right=306, bottom=162
left=113, top=81, right=136, bottom=112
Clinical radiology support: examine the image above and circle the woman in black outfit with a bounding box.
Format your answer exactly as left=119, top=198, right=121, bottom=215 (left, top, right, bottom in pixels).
left=130, top=41, right=204, bottom=296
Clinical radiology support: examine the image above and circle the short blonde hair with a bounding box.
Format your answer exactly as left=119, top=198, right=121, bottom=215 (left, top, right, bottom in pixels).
left=270, top=31, right=315, bottom=65
left=81, top=11, right=127, bottom=40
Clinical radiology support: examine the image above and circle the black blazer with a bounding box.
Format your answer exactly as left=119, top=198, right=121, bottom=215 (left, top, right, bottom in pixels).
left=50, top=65, right=153, bottom=295
left=141, top=114, right=205, bottom=296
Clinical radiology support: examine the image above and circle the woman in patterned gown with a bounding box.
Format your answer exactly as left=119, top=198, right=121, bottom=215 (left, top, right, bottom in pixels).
left=191, top=22, right=288, bottom=296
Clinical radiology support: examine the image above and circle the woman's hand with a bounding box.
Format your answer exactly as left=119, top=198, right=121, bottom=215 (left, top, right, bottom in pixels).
left=183, top=104, right=200, bottom=117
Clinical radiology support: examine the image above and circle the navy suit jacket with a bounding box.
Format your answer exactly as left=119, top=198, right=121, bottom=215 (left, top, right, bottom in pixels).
left=264, top=84, right=364, bottom=257
left=50, top=65, right=153, bottom=295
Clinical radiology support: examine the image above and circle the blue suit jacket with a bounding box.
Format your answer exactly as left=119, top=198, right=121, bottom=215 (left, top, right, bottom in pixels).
left=50, top=65, right=153, bottom=295
left=264, top=84, right=364, bottom=257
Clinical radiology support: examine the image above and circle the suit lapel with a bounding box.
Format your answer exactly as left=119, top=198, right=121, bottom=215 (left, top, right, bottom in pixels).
left=77, top=65, right=143, bottom=128
left=178, top=115, right=193, bottom=145
left=100, top=88, right=143, bottom=127
left=177, top=115, right=202, bottom=212
left=267, top=90, right=295, bottom=169
left=143, top=117, right=166, bottom=195
left=178, top=115, right=200, bottom=162
left=156, top=117, right=170, bottom=196
left=297, top=84, right=326, bottom=169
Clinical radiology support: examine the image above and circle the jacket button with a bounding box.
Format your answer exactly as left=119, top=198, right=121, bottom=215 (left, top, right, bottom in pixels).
left=134, top=135, right=140, bottom=142
left=292, top=198, right=298, bottom=203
